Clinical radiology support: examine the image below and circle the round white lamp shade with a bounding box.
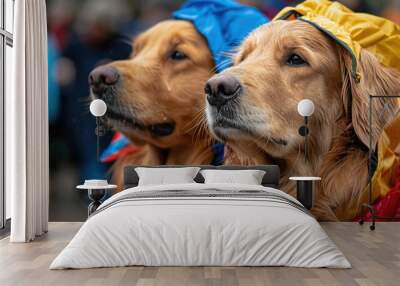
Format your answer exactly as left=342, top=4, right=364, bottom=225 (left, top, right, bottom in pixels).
left=90, top=99, right=107, bottom=117
left=297, top=99, right=315, bottom=117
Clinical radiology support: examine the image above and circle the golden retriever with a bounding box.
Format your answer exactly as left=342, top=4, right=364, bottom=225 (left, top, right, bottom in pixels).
left=89, top=20, right=215, bottom=188
left=205, top=20, right=400, bottom=221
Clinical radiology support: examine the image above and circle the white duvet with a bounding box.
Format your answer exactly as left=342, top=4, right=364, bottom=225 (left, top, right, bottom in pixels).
left=50, top=183, right=350, bottom=269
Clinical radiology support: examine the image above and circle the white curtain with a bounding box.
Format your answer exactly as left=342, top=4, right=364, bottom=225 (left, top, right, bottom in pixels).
left=7, top=0, right=49, bottom=242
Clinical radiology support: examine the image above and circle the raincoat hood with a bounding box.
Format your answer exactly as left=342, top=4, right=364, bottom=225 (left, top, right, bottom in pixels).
left=274, top=0, right=400, bottom=80
left=173, top=0, right=268, bottom=71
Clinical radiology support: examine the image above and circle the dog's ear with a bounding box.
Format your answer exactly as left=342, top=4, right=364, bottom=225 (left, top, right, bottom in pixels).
left=339, top=48, right=400, bottom=149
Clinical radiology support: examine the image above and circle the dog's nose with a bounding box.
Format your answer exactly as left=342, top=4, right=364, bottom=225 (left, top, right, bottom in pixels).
left=205, top=74, right=241, bottom=108
left=89, top=65, right=120, bottom=95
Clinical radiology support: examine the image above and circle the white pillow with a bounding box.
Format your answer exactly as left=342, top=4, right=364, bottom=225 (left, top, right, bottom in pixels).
left=200, top=169, right=266, bottom=185
left=135, top=167, right=201, bottom=186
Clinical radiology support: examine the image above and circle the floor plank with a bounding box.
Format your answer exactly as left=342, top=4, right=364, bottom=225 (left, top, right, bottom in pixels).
left=0, top=222, right=399, bottom=286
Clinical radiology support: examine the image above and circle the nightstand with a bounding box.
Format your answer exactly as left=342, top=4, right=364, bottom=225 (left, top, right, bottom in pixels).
left=289, top=177, right=321, bottom=210
left=77, top=180, right=117, bottom=216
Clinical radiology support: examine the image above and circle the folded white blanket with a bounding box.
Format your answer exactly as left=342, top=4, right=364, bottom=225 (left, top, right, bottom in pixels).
left=50, top=183, right=350, bottom=269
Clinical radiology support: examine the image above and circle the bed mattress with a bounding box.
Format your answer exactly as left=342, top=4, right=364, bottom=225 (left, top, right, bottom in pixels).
left=50, top=183, right=350, bottom=269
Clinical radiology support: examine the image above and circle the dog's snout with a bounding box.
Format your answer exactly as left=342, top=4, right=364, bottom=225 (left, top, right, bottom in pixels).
left=89, top=65, right=120, bottom=96
left=205, top=74, right=241, bottom=108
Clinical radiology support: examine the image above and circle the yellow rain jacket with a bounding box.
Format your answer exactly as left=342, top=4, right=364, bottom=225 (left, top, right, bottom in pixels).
left=274, top=0, right=400, bottom=217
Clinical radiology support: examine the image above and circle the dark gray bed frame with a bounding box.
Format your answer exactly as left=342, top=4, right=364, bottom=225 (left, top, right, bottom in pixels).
left=123, top=165, right=280, bottom=189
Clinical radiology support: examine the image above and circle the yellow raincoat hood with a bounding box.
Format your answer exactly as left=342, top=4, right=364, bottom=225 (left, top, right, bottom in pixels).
left=274, top=0, right=400, bottom=80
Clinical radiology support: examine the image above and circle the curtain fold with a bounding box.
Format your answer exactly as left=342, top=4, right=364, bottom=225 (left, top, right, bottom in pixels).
left=7, top=0, right=49, bottom=242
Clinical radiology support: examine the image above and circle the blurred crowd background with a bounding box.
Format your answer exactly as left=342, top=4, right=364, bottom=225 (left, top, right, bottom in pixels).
left=47, top=0, right=400, bottom=221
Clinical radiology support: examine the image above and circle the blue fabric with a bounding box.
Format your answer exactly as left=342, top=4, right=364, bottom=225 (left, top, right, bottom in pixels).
left=211, top=143, right=225, bottom=165
left=173, top=0, right=269, bottom=71
left=100, top=135, right=131, bottom=162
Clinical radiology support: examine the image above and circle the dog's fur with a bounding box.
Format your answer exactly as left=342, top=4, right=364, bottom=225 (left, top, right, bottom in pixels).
left=91, top=20, right=216, bottom=189
left=206, top=20, right=400, bottom=221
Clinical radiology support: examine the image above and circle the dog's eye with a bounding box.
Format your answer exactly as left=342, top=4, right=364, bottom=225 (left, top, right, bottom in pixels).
left=169, top=50, right=187, bottom=61
left=286, top=54, right=307, bottom=66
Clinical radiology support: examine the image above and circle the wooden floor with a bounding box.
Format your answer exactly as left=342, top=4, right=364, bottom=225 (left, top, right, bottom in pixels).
left=0, top=222, right=399, bottom=286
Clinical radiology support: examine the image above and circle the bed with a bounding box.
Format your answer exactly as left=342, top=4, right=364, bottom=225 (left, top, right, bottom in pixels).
left=50, top=165, right=350, bottom=269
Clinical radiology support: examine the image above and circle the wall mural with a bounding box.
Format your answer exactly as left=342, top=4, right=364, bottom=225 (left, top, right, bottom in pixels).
left=48, top=0, right=400, bottom=222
